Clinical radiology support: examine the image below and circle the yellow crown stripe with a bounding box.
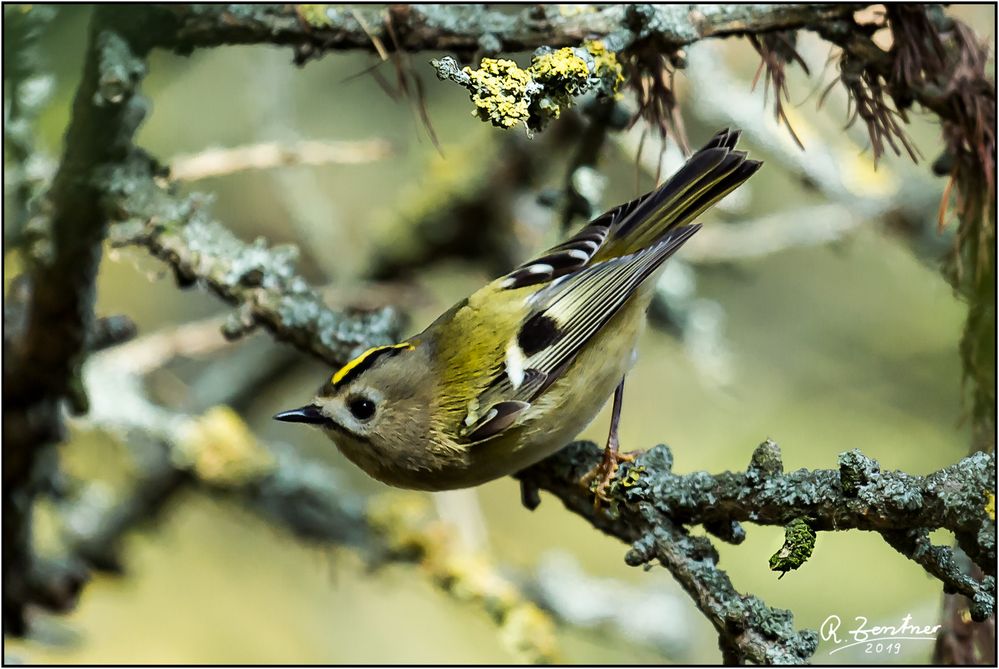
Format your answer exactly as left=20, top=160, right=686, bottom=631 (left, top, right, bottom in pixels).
left=331, top=342, right=414, bottom=386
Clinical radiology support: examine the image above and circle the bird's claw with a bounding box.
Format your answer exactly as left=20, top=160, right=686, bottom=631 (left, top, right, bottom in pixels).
left=581, top=447, right=636, bottom=511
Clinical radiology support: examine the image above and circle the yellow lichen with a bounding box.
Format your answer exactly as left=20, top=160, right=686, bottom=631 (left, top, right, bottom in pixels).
left=367, top=493, right=436, bottom=554
left=584, top=39, right=626, bottom=96
left=456, top=43, right=623, bottom=131
left=366, top=492, right=559, bottom=662
left=435, top=551, right=519, bottom=608
left=619, top=464, right=646, bottom=488
left=296, top=4, right=332, bottom=28
left=501, top=603, right=561, bottom=664
left=522, top=47, right=594, bottom=125
left=529, top=47, right=591, bottom=94
left=838, top=144, right=900, bottom=197
left=987, top=491, right=995, bottom=521
left=462, top=58, right=533, bottom=129
left=557, top=5, right=596, bottom=17
left=174, top=406, right=275, bottom=485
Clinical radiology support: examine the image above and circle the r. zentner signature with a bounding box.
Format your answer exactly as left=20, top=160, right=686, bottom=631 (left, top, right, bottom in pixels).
left=821, top=614, right=941, bottom=655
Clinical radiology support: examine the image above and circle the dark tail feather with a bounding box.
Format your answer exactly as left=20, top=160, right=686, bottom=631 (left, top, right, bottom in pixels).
left=596, top=128, right=762, bottom=258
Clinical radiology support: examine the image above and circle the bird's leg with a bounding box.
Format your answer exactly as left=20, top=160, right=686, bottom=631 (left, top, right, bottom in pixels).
left=580, top=378, right=635, bottom=509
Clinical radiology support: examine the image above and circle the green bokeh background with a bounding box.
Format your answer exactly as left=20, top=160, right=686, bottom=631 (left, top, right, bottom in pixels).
left=4, top=5, right=993, bottom=664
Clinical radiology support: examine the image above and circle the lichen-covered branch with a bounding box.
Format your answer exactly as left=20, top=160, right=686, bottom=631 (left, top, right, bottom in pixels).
left=2, top=7, right=151, bottom=635
left=105, top=152, right=405, bottom=367
left=562, top=441, right=993, bottom=577
left=431, top=41, right=623, bottom=132
left=152, top=4, right=854, bottom=134
left=516, top=440, right=996, bottom=660
left=517, top=443, right=820, bottom=664
left=606, top=443, right=992, bottom=551
left=153, top=4, right=855, bottom=60
left=881, top=529, right=994, bottom=619
left=808, top=6, right=998, bottom=658
left=6, top=13, right=148, bottom=413
left=1, top=7, right=397, bottom=634
left=935, top=564, right=996, bottom=664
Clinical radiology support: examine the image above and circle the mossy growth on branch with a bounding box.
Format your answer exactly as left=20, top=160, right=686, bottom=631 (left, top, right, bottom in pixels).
left=433, top=40, right=624, bottom=133
left=769, top=517, right=816, bottom=578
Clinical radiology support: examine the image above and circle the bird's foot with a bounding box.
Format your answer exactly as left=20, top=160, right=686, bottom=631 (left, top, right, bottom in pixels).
left=580, top=446, right=636, bottom=511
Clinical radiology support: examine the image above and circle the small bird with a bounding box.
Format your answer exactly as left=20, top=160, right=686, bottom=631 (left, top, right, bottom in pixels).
left=276, top=129, right=761, bottom=500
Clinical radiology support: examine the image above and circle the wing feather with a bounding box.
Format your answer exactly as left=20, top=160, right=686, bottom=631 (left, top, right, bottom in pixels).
left=498, top=192, right=650, bottom=290
left=461, top=225, right=701, bottom=443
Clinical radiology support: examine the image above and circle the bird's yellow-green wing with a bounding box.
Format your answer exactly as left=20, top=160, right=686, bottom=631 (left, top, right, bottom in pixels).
left=460, top=225, right=701, bottom=443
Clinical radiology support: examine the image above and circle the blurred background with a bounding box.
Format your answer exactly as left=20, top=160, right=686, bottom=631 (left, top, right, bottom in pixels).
left=3, top=4, right=994, bottom=664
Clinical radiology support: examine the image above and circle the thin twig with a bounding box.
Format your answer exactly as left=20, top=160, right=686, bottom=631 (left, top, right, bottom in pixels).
left=169, top=139, right=394, bottom=181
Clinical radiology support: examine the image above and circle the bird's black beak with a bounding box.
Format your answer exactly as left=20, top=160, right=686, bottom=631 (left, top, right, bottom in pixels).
left=273, top=405, right=326, bottom=425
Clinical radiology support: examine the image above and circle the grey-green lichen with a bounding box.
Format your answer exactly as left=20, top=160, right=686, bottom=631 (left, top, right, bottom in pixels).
left=838, top=448, right=880, bottom=496
left=769, top=518, right=816, bottom=577
left=722, top=597, right=819, bottom=664
left=104, top=152, right=404, bottom=366
left=882, top=529, right=994, bottom=622
left=626, top=4, right=701, bottom=43
left=749, top=439, right=784, bottom=479
left=704, top=519, right=746, bottom=545
left=432, top=41, right=625, bottom=132
left=594, top=442, right=995, bottom=543
left=514, top=435, right=996, bottom=664
left=95, top=31, right=146, bottom=106
left=519, top=441, right=994, bottom=606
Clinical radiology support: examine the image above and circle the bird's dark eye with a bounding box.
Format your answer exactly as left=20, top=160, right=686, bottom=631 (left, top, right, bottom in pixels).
left=347, top=396, right=376, bottom=421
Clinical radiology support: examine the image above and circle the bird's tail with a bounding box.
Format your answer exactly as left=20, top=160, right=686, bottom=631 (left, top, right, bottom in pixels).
left=594, top=128, right=762, bottom=261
